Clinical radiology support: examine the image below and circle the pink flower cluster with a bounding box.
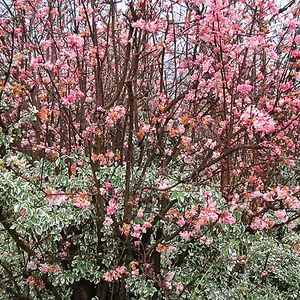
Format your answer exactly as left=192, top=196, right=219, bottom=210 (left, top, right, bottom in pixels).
left=274, top=210, right=288, bottom=223
left=156, top=178, right=169, bottom=190
left=103, top=266, right=128, bottom=282
left=200, top=236, right=213, bottom=246
left=67, top=34, right=84, bottom=48
left=237, top=83, right=254, bottom=94
left=219, top=210, right=236, bottom=225
left=125, top=221, right=152, bottom=240
left=106, top=106, right=126, bottom=127
left=38, top=263, right=61, bottom=273
left=241, top=106, right=276, bottom=135
left=132, top=19, right=160, bottom=33
left=250, top=215, right=275, bottom=231
left=107, top=198, right=118, bottom=215
left=180, top=230, right=193, bottom=241
left=197, top=201, right=219, bottom=225
left=73, top=192, right=91, bottom=209
left=48, top=190, right=68, bottom=206
left=61, top=90, right=84, bottom=105
left=27, top=261, right=38, bottom=270
left=253, top=114, right=276, bottom=134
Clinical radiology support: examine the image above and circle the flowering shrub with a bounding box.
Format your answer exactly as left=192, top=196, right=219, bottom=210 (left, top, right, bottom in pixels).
left=0, top=0, right=299, bottom=299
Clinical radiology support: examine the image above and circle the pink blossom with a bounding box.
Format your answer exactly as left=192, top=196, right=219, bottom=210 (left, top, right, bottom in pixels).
left=261, top=270, right=268, bottom=277
left=105, top=181, right=112, bottom=189
left=197, top=201, right=219, bottom=225
left=107, top=199, right=118, bottom=215
left=132, top=224, right=142, bottom=238
left=219, top=210, right=236, bottom=225
left=156, top=178, right=169, bottom=190
left=237, top=83, right=254, bottom=94
left=142, top=221, right=152, bottom=230
left=253, top=114, right=276, bottom=134
left=177, top=216, right=186, bottom=226
left=176, top=282, right=184, bottom=291
left=241, top=106, right=276, bottom=135
left=67, top=34, right=84, bottom=48
left=39, top=263, right=49, bottom=273
left=103, top=272, right=113, bottom=282
left=19, top=208, right=26, bottom=216
left=59, top=251, right=68, bottom=257
left=250, top=215, right=274, bottom=230
left=27, top=261, right=37, bottom=270
left=180, top=230, right=192, bottom=241
left=137, top=208, right=144, bottom=217
left=62, top=91, right=76, bottom=104
left=48, top=191, right=68, bottom=206
left=204, top=191, right=212, bottom=199
left=204, top=139, right=216, bottom=149
left=106, top=106, right=126, bottom=127
left=165, top=272, right=175, bottom=281
left=73, top=193, right=90, bottom=209
left=288, top=222, right=296, bottom=229
left=200, top=236, right=213, bottom=246
left=103, top=217, right=113, bottom=226
left=100, top=188, right=107, bottom=195
left=64, top=241, right=71, bottom=247
left=274, top=210, right=288, bottom=223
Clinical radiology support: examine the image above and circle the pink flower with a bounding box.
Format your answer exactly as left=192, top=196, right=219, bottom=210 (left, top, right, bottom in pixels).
left=241, top=106, right=276, bottom=135
left=137, top=208, right=144, bottom=217
left=166, top=272, right=175, bottom=281
left=288, top=222, right=296, bottom=229
left=261, top=270, right=268, bottom=277
left=134, top=241, right=141, bottom=246
left=27, top=261, right=37, bottom=270
left=64, top=241, right=71, bottom=247
left=250, top=215, right=274, bottom=230
left=100, top=188, right=107, bottom=195
left=105, top=151, right=115, bottom=160
left=253, top=114, right=276, bottom=134
left=142, top=221, right=152, bottom=230
left=104, top=217, right=113, bottom=226
left=103, top=272, right=113, bottom=282
left=180, top=230, right=192, bottom=241
left=107, top=199, right=118, bottom=215
left=200, top=236, right=213, bottom=246
left=73, top=193, right=90, bottom=209
left=177, top=216, right=186, bottom=226
left=156, top=178, right=169, bottom=190
left=132, top=224, right=142, bottom=238
left=176, top=282, right=184, bottom=291
left=219, top=210, right=236, bottom=225
left=274, top=210, right=288, bottom=223
left=67, top=34, right=84, bottom=48
left=62, top=91, right=76, bottom=104
left=237, top=83, right=254, bottom=94
left=106, top=106, right=126, bottom=127
left=204, top=191, right=212, bottom=199
left=19, top=208, right=26, bottom=216
left=132, top=19, right=146, bottom=30
left=59, top=251, right=68, bottom=257
left=49, top=265, right=61, bottom=273
left=39, top=263, right=49, bottom=273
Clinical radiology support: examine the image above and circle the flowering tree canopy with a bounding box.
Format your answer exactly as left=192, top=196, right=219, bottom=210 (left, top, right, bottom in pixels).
left=0, top=0, right=299, bottom=299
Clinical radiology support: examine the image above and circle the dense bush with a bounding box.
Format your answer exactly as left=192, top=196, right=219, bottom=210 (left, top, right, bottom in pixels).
left=0, top=0, right=299, bottom=299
